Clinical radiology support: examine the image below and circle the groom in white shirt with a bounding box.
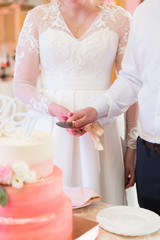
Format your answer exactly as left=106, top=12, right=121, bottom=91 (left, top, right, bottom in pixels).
left=68, top=0, right=160, bottom=215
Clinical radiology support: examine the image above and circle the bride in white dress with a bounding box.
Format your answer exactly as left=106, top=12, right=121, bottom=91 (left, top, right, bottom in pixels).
left=13, top=0, right=138, bottom=205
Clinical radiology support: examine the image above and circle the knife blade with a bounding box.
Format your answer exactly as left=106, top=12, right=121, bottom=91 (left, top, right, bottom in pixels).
left=56, top=121, right=74, bottom=129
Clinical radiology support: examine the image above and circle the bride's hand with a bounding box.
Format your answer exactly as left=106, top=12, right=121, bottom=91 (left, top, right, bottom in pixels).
left=66, top=127, right=86, bottom=136
left=49, top=103, right=85, bottom=136
left=49, top=102, right=72, bottom=121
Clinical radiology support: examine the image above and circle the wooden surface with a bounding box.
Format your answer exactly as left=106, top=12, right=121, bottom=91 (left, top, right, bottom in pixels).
left=72, top=216, right=99, bottom=240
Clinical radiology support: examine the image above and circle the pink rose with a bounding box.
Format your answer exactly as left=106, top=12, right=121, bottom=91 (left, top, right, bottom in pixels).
left=0, top=166, right=13, bottom=185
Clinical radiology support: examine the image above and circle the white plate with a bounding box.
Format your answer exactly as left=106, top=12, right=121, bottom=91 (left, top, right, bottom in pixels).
left=72, top=202, right=92, bottom=210
left=72, top=198, right=100, bottom=210
left=97, top=206, right=160, bottom=236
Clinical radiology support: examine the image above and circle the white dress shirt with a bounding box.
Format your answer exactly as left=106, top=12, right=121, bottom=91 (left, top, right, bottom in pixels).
left=90, top=0, right=160, bottom=144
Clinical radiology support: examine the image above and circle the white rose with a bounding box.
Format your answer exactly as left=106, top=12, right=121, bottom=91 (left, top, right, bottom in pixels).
left=23, top=170, right=37, bottom=183
left=11, top=175, right=24, bottom=189
left=12, top=162, right=29, bottom=177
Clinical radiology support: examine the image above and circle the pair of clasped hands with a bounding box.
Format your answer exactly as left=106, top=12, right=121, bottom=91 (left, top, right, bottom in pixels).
left=49, top=103, right=98, bottom=136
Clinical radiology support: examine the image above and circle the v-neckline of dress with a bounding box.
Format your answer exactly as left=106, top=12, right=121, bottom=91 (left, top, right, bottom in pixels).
left=55, top=1, right=104, bottom=41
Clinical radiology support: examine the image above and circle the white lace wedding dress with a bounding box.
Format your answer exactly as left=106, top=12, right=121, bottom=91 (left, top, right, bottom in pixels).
left=13, top=1, right=132, bottom=205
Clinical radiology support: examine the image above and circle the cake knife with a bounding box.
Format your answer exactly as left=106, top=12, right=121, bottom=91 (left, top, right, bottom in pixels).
left=56, top=121, right=75, bottom=129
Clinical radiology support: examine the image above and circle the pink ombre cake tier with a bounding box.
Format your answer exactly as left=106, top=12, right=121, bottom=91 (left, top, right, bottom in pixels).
left=0, top=193, right=72, bottom=240
left=0, top=166, right=73, bottom=240
left=0, top=166, right=63, bottom=218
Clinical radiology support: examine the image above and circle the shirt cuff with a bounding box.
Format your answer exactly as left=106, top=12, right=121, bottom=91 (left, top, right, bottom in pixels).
left=88, top=98, right=110, bottom=119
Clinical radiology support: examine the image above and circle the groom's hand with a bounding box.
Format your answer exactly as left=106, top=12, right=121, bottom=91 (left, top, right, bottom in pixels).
left=68, top=107, right=98, bottom=127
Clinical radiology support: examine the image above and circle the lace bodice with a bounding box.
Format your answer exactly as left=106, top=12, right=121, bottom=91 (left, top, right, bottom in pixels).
left=13, top=1, right=131, bottom=113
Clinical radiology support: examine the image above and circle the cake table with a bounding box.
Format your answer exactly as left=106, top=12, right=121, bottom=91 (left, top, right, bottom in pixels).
left=73, top=201, right=160, bottom=240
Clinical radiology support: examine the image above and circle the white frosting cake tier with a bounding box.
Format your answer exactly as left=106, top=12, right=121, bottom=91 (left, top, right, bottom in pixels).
left=0, top=130, right=53, bottom=178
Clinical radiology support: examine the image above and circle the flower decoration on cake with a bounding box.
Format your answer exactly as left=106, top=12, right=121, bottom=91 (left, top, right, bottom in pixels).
left=0, top=166, right=13, bottom=186
left=11, top=162, right=37, bottom=189
left=0, top=162, right=37, bottom=207
left=0, top=187, right=9, bottom=208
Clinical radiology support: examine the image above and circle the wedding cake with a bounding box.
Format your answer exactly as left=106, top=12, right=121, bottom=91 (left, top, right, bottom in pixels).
left=0, top=97, right=72, bottom=240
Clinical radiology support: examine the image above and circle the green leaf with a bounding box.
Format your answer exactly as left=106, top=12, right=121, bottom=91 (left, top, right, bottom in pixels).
left=0, top=187, right=9, bottom=207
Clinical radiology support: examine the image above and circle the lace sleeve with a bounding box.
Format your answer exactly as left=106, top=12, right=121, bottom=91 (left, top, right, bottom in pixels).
left=115, top=10, right=131, bottom=72
left=115, top=11, right=138, bottom=149
left=13, top=9, right=52, bottom=115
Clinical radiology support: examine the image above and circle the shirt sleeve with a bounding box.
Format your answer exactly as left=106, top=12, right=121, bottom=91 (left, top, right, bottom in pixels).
left=90, top=13, right=142, bottom=124
left=12, top=9, right=52, bottom=115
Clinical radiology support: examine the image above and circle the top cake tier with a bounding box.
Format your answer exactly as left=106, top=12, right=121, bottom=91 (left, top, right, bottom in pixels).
left=0, top=130, right=53, bottom=179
